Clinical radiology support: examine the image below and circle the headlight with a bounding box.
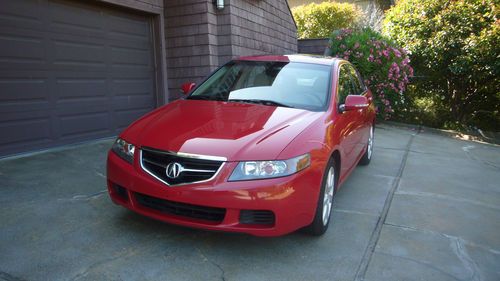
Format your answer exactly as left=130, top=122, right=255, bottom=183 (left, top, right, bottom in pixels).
left=111, top=138, right=135, bottom=164
left=228, top=153, right=310, bottom=181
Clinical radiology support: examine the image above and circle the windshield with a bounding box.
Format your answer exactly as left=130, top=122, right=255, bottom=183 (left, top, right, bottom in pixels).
left=187, top=61, right=331, bottom=111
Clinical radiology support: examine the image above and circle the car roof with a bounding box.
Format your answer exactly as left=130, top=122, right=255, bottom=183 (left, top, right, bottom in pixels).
left=235, top=54, right=341, bottom=66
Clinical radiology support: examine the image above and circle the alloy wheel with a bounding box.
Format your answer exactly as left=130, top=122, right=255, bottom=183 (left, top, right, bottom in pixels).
left=367, top=125, right=374, bottom=160
left=322, top=166, right=335, bottom=226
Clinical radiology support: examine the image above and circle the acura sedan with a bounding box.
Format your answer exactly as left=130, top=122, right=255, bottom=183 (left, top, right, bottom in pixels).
left=107, top=55, right=376, bottom=236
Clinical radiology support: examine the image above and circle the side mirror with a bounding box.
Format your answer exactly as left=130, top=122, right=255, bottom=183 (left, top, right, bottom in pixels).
left=339, top=95, right=369, bottom=113
left=181, top=82, right=196, bottom=95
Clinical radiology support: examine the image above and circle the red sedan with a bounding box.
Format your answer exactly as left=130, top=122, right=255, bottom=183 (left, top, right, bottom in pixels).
left=107, top=55, right=376, bottom=236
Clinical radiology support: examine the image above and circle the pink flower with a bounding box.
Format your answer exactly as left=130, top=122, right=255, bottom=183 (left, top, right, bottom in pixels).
left=354, top=42, right=360, bottom=49
left=393, top=48, right=401, bottom=58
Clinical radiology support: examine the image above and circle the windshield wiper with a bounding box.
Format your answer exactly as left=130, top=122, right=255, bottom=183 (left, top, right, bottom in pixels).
left=187, top=95, right=225, bottom=101
left=228, top=99, right=294, bottom=108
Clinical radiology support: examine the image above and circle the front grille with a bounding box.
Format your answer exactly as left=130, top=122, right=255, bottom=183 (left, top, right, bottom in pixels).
left=141, top=147, right=223, bottom=186
left=240, top=210, right=275, bottom=225
left=135, top=192, right=226, bottom=223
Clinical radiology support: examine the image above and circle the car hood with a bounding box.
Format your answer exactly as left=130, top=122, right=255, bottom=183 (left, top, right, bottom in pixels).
left=124, top=100, right=323, bottom=161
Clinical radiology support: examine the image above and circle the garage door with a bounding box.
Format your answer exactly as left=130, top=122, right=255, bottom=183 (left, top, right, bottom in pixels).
left=0, top=0, right=157, bottom=157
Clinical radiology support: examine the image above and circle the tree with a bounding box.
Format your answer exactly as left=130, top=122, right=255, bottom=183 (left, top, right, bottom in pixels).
left=383, top=0, right=499, bottom=130
left=292, top=2, right=363, bottom=39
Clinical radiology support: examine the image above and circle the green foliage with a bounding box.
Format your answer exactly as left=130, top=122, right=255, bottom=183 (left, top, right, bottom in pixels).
left=329, top=28, right=414, bottom=119
left=292, top=2, right=363, bottom=39
left=383, top=0, right=500, bottom=131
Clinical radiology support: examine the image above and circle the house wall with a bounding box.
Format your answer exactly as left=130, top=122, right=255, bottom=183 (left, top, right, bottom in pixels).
left=164, top=1, right=216, bottom=100
left=298, top=38, right=329, bottom=55
left=226, top=0, right=297, bottom=59
left=164, top=0, right=298, bottom=100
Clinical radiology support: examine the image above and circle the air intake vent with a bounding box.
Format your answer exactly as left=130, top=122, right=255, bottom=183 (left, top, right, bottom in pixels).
left=135, top=192, right=226, bottom=223
left=240, top=210, right=275, bottom=225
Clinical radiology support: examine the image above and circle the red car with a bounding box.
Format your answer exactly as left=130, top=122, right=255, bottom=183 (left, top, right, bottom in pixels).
left=107, top=55, right=376, bottom=236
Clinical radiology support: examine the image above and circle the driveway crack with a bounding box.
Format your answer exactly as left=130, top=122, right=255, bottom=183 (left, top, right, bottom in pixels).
left=375, top=252, right=462, bottom=281
left=57, top=190, right=107, bottom=202
left=450, top=237, right=483, bottom=281
left=353, top=128, right=420, bottom=281
left=196, top=246, right=226, bottom=281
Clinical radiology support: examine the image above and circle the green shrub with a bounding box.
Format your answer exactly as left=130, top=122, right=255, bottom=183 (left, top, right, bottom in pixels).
left=329, top=28, right=414, bottom=119
left=383, top=0, right=500, bottom=131
left=292, top=2, right=363, bottom=39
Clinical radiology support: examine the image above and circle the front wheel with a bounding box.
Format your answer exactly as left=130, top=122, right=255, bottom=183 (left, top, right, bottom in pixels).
left=303, top=158, right=337, bottom=236
left=359, top=125, right=374, bottom=166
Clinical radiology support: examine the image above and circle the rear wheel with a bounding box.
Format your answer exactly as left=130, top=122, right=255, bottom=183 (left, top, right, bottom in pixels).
left=359, top=125, right=374, bottom=166
left=303, top=158, right=337, bottom=236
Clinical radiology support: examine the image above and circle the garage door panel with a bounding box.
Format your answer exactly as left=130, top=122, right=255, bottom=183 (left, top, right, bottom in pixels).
left=110, top=46, right=151, bottom=67
left=0, top=0, right=43, bottom=29
left=0, top=28, right=45, bottom=68
left=0, top=118, right=51, bottom=146
left=58, top=111, right=110, bottom=138
left=112, top=95, right=154, bottom=111
left=106, top=10, right=151, bottom=37
left=113, top=78, right=153, bottom=96
left=48, top=0, right=104, bottom=34
left=53, top=40, right=106, bottom=67
left=55, top=78, right=107, bottom=100
left=54, top=98, right=110, bottom=116
left=0, top=78, right=49, bottom=102
left=0, top=78, right=50, bottom=115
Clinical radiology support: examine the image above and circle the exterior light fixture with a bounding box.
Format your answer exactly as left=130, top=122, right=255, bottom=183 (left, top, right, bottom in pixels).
left=214, top=0, right=224, bottom=10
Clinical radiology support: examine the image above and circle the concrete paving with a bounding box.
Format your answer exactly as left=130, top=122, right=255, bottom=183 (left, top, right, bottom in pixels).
left=0, top=124, right=499, bottom=281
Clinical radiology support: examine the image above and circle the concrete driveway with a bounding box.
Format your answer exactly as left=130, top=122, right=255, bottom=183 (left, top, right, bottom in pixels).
left=1, top=124, right=499, bottom=281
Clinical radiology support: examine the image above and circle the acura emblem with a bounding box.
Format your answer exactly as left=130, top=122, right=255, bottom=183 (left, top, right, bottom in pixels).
left=165, top=162, right=183, bottom=179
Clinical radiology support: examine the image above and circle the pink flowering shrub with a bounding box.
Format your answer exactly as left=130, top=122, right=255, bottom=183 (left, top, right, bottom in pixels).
left=329, top=28, right=413, bottom=119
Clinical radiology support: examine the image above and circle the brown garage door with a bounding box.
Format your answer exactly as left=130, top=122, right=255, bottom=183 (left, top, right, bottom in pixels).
left=0, top=0, right=156, bottom=157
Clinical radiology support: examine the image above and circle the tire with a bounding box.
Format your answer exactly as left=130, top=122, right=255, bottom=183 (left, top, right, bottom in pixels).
left=359, top=124, right=374, bottom=166
left=303, top=158, right=337, bottom=236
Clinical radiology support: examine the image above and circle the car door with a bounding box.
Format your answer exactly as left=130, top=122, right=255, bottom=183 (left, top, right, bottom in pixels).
left=335, top=64, right=358, bottom=175
left=346, top=65, right=371, bottom=158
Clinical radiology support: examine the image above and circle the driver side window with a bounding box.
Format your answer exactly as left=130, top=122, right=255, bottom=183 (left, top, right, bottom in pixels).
left=337, top=64, right=353, bottom=104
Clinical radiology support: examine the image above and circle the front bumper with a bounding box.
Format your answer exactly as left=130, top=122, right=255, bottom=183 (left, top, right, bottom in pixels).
left=106, top=151, right=324, bottom=236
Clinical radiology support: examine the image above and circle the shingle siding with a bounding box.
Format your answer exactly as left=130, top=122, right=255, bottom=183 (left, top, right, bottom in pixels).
left=165, top=1, right=214, bottom=100
left=228, top=0, right=297, bottom=57
left=298, top=38, right=329, bottom=55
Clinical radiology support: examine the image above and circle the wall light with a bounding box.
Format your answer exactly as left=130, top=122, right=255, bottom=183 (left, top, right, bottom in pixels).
left=214, top=0, right=224, bottom=10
